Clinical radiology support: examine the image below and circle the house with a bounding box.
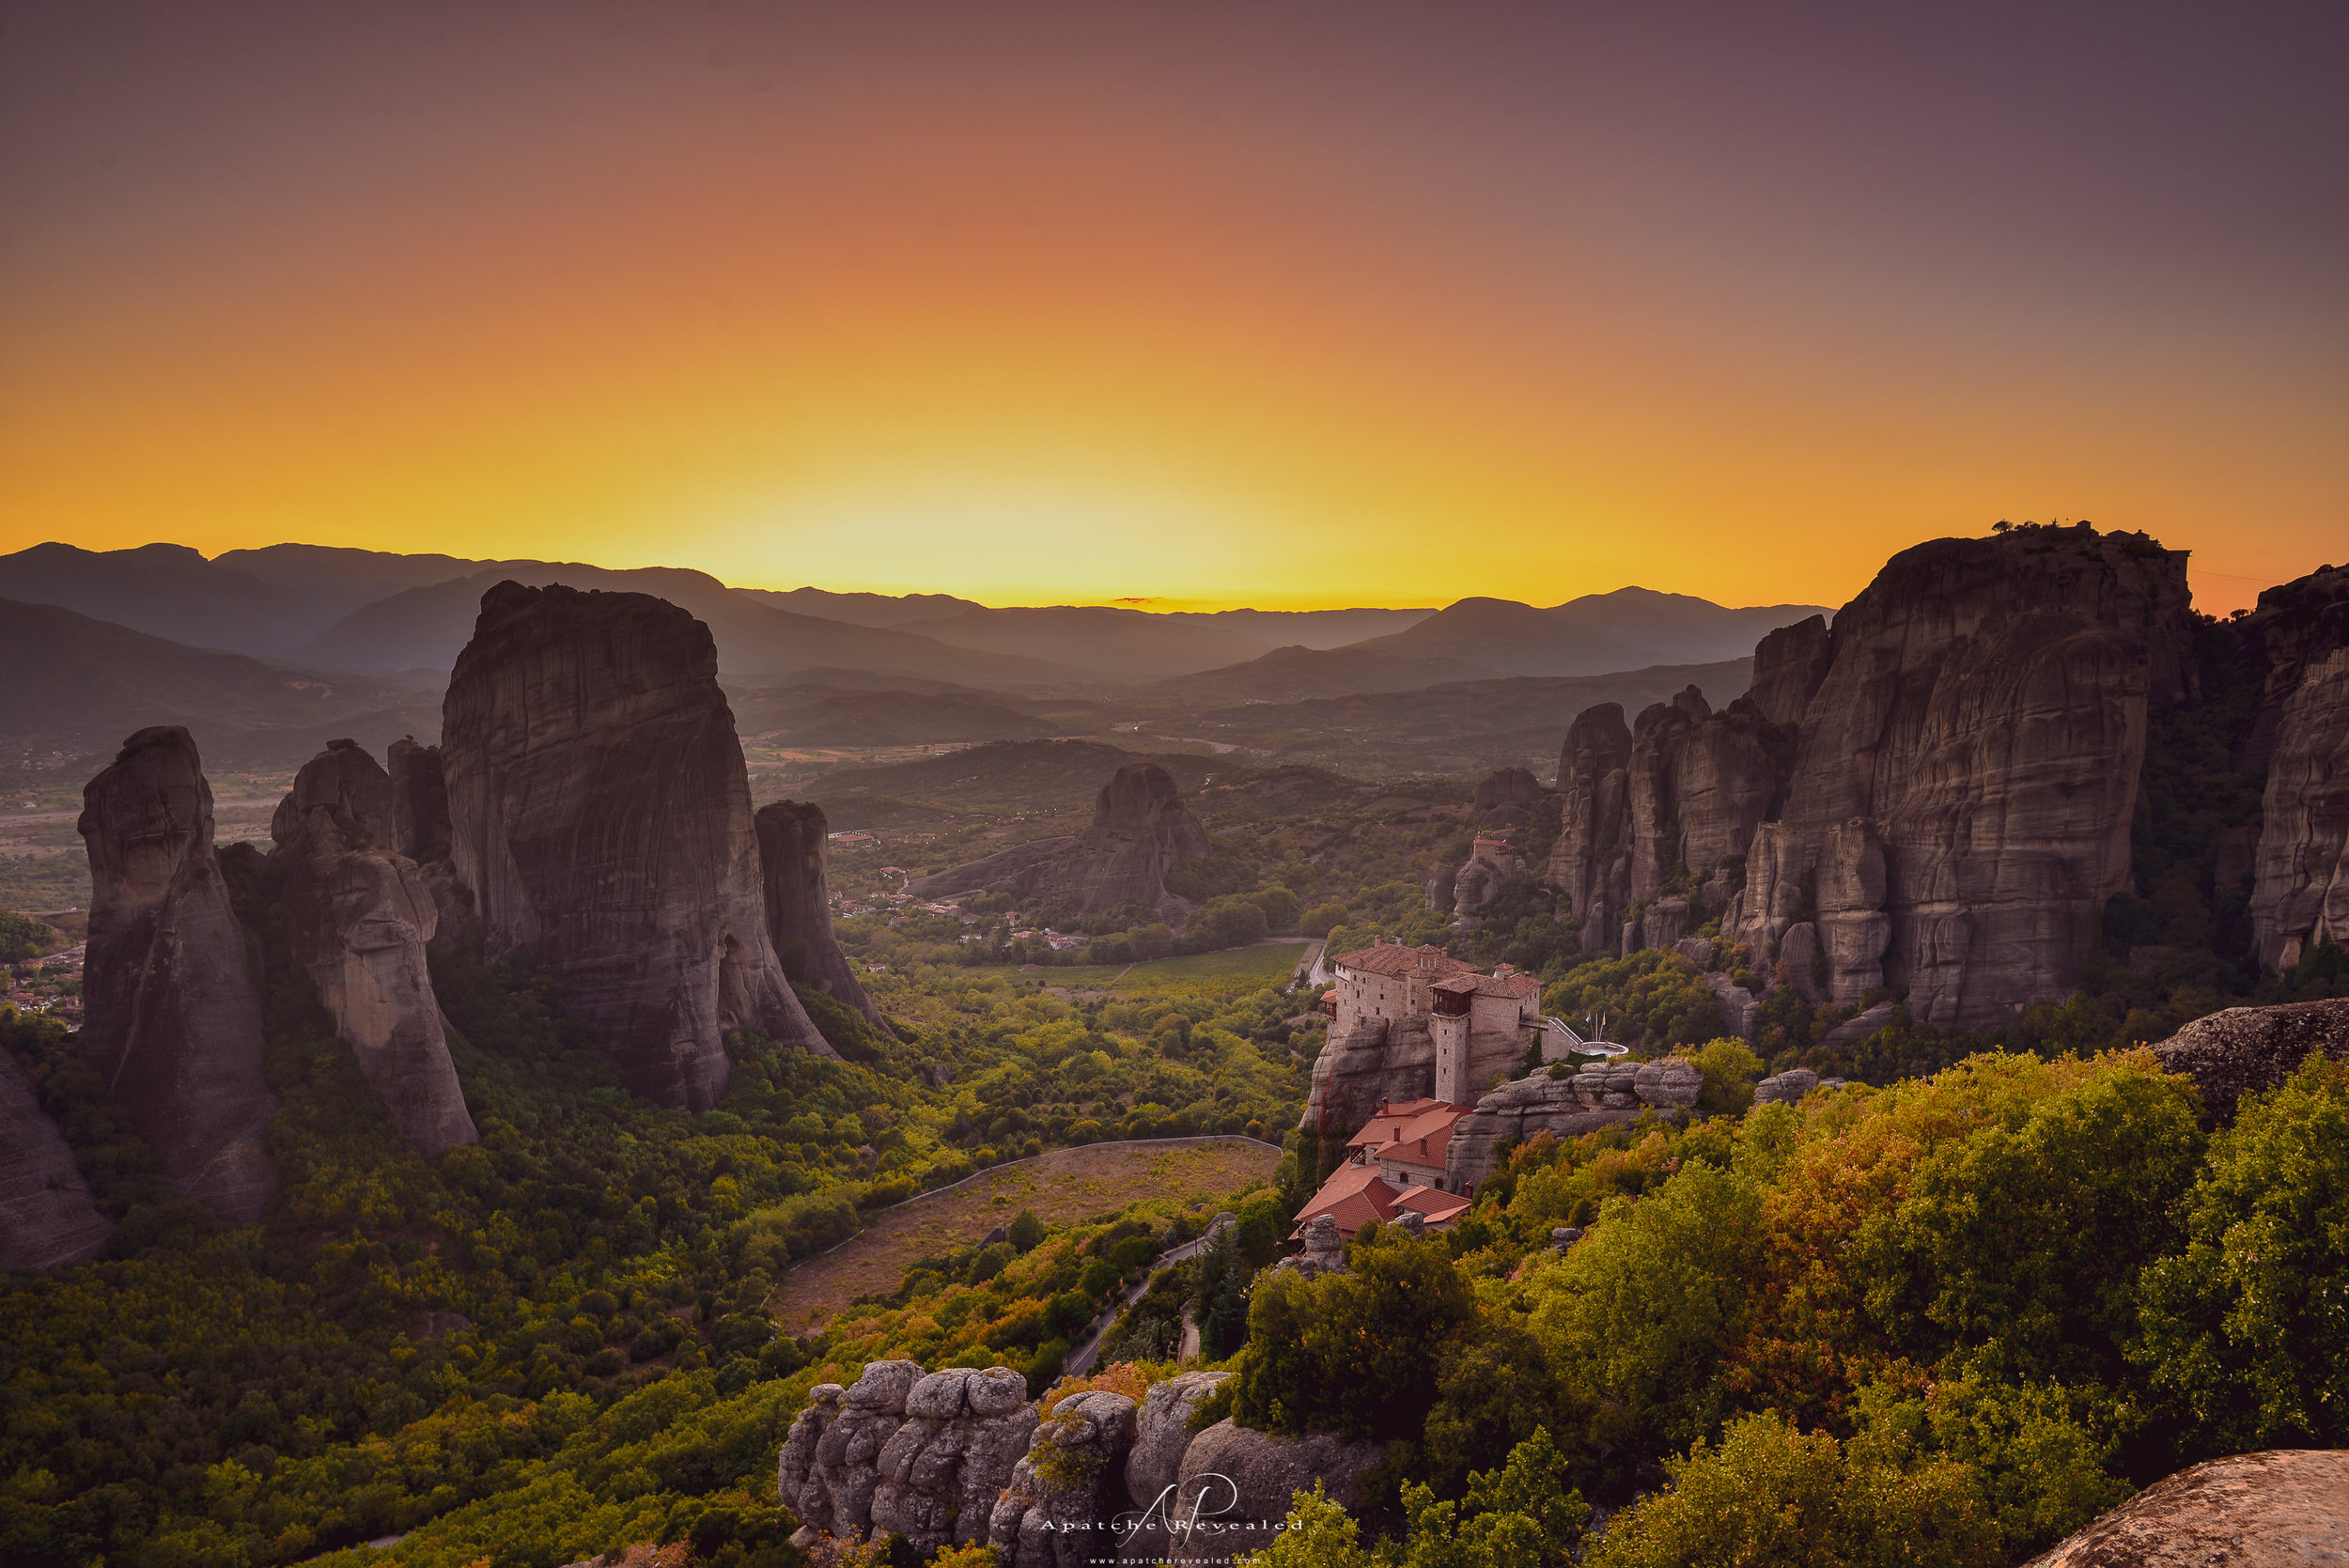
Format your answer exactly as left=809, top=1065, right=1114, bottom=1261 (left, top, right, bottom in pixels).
left=1292, top=1159, right=1475, bottom=1242
left=1346, top=1096, right=1471, bottom=1192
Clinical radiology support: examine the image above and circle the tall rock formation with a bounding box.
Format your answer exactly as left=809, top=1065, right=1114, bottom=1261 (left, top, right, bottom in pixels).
left=274, top=742, right=477, bottom=1157
left=908, top=762, right=1211, bottom=924
left=755, top=800, right=886, bottom=1028
left=386, top=736, right=452, bottom=863
left=2248, top=644, right=2349, bottom=972
left=1548, top=704, right=1634, bottom=955
left=440, top=582, right=831, bottom=1109
left=0, top=1050, right=114, bottom=1270
left=1557, top=527, right=2196, bottom=1031
left=76, top=726, right=277, bottom=1221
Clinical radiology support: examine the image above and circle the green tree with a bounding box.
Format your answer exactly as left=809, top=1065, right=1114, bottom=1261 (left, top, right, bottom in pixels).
left=1230, top=1228, right=1479, bottom=1440
left=1247, top=887, right=1302, bottom=935
left=1584, top=1416, right=1999, bottom=1568
left=1683, top=1037, right=1763, bottom=1118
left=1007, top=1209, right=1047, bottom=1253
left=2134, top=1053, right=2349, bottom=1452
left=1236, top=1481, right=1369, bottom=1568
left=1301, top=903, right=1348, bottom=939
left=1398, top=1426, right=1588, bottom=1568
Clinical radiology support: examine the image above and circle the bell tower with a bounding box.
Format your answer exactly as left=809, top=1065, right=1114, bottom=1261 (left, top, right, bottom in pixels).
left=1432, top=989, right=1471, bottom=1105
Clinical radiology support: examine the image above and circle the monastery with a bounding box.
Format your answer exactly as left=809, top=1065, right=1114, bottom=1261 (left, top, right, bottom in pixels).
left=1319, top=939, right=1544, bottom=1104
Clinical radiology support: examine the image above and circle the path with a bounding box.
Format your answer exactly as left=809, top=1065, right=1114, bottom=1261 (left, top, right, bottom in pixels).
left=1062, top=1221, right=1229, bottom=1378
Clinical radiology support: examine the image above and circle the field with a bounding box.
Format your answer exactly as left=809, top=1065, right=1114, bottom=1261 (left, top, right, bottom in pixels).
left=1034, top=939, right=1315, bottom=997
left=767, top=1136, right=1283, bottom=1331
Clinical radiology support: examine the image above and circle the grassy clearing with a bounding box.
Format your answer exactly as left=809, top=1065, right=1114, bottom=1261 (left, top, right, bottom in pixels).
left=1029, top=939, right=1313, bottom=997
left=768, top=1137, right=1281, bottom=1332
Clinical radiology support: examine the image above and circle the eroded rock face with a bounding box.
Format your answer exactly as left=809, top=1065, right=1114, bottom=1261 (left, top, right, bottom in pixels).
left=778, top=1362, right=1037, bottom=1554
left=2249, top=647, right=2349, bottom=973
left=910, top=763, right=1211, bottom=926
left=0, top=1050, right=113, bottom=1269
left=386, top=737, right=452, bottom=864
left=1745, top=614, right=1831, bottom=725
left=755, top=800, right=885, bottom=1029
left=2027, top=1448, right=2349, bottom=1568
left=441, top=582, right=830, bottom=1109
left=1548, top=704, right=1634, bottom=955
left=989, top=1388, right=1140, bottom=1568
left=275, top=744, right=477, bottom=1157
left=1445, top=1059, right=1698, bottom=1190
left=77, top=726, right=277, bottom=1222
left=2150, top=999, right=2349, bottom=1126
left=1126, top=1372, right=1232, bottom=1508
left=1577, top=529, right=2193, bottom=1032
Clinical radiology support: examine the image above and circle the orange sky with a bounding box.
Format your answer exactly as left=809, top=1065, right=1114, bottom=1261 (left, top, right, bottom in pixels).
left=3, top=5, right=2341, bottom=617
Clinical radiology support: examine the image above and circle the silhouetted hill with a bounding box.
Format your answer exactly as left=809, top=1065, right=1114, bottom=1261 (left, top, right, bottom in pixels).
left=739, top=586, right=988, bottom=627
left=732, top=689, right=1062, bottom=747
left=0, top=542, right=335, bottom=656
left=892, top=606, right=1279, bottom=681
left=1158, top=606, right=1434, bottom=648
left=297, top=567, right=1079, bottom=685
left=0, top=598, right=440, bottom=761
left=1356, top=587, right=1829, bottom=676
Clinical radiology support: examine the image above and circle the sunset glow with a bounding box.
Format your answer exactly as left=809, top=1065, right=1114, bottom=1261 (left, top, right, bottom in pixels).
left=4, top=4, right=2341, bottom=615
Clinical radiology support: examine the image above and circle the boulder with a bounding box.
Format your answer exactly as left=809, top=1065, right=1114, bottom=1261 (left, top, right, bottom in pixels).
left=755, top=800, right=886, bottom=1028
left=1752, top=1068, right=1819, bottom=1105
left=2151, top=1000, right=2349, bottom=1125
left=2027, top=1449, right=2349, bottom=1567
left=1443, top=1061, right=1691, bottom=1190
left=1632, top=1057, right=1702, bottom=1110
left=1153, top=1420, right=1390, bottom=1567
left=440, top=582, right=832, bottom=1109
left=1820, top=1001, right=1899, bottom=1048
left=1776, top=921, right=1824, bottom=1001
left=0, top=1049, right=113, bottom=1269
left=1275, top=1213, right=1346, bottom=1279
left=2248, top=646, right=2349, bottom=973
left=1701, top=970, right=1757, bottom=1039
left=1642, top=895, right=1689, bottom=950
left=910, top=763, right=1210, bottom=926
left=1673, top=937, right=1719, bottom=970
left=1126, top=1371, right=1231, bottom=1508
left=1424, top=861, right=1459, bottom=912
left=275, top=743, right=476, bottom=1157
left=76, top=726, right=277, bottom=1221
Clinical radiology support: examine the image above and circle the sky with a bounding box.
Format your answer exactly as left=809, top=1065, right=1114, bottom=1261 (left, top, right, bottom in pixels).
left=3, top=3, right=2342, bottom=615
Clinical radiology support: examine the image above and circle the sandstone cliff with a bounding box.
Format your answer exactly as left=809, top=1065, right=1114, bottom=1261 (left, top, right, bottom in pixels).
left=0, top=1049, right=113, bottom=1270
left=77, top=726, right=277, bottom=1221
left=386, top=736, right=452, bottom=863
left=909, top=762, right=1211, bottom=925
left=754, top=800, right=885, bottom=1028
left=1557, top=528, right=2195, bottom=1032
left=274, top=742, right=478, bottom=1157
left=777, top=1361, right=1035, bottom=1554
left=441, top=582, right=832, bottom=1110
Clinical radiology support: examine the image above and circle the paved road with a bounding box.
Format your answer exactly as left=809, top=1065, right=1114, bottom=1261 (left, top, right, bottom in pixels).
left=1063, top=1221, right=1229, bottom=1378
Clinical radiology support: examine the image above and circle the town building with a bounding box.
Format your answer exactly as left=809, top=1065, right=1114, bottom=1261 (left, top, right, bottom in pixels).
left=1292, top=1094, right=1480, bottom=1242
left=1323, top=940, right=1543, bottom=1104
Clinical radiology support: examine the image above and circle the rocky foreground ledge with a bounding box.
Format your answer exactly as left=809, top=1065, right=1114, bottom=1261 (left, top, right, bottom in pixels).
left=2029, top=1450, right=2349, bottom=1567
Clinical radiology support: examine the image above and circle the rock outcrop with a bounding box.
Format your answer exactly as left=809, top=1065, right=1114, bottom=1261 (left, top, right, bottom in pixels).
left=909, top=763, right=1211, bottom=926
left=1444, top=1058, right=1700, bottom=1190
left=1125, top=1372, right=1232, bottom=1508
left=988, top=1388, right=1141, bottom=1566
left=2248, top=646, right=2349, bottom=972
left=1558, top=529, right=2196, bottom=1032
left=1472, top=767, right=1545, bottom=831
left=754, top=800, right=884, bottom=1028
left=77, top=726, right=277, bottom=1222
left=1159, top=1420, right=1390, bottom=1567
left=274, top=743, right=477, bottom=1157
left=441, top=582, right=831, bottom=1109
left=1752, top=1068, right=1820, bottom=1105
left=2027, top=1448, right=2349, bottom=1568
left=1549, top=704, right=1633, bottom=955
left=0, top=1050, right=113, bottom=1269
left=777, top=1362, right=1036, bottom=1554
left=2151, top=999, right=2349, bottom=1125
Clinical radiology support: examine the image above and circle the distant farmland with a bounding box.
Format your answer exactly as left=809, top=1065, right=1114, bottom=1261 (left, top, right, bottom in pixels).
left=768, top=1137, right=1283, bottom=1332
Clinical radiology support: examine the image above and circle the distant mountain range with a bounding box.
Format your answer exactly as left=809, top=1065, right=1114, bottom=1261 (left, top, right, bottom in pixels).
left=1163, top=587, right=1828, bottom=699
left=1, top=539, right=1830, bottom=764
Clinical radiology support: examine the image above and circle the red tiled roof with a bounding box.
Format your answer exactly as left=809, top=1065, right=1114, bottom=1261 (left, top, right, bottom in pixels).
left=1328, top=943, right=1477, bottom=980
left=1431, top=971, right=1543, bottom=1001
left=1293, top=1162, right=1400, bottom=1239
left=1346, top=1098, right=1470, bottom=1171
left=1392, top=1185, right=1474, bottom=1227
